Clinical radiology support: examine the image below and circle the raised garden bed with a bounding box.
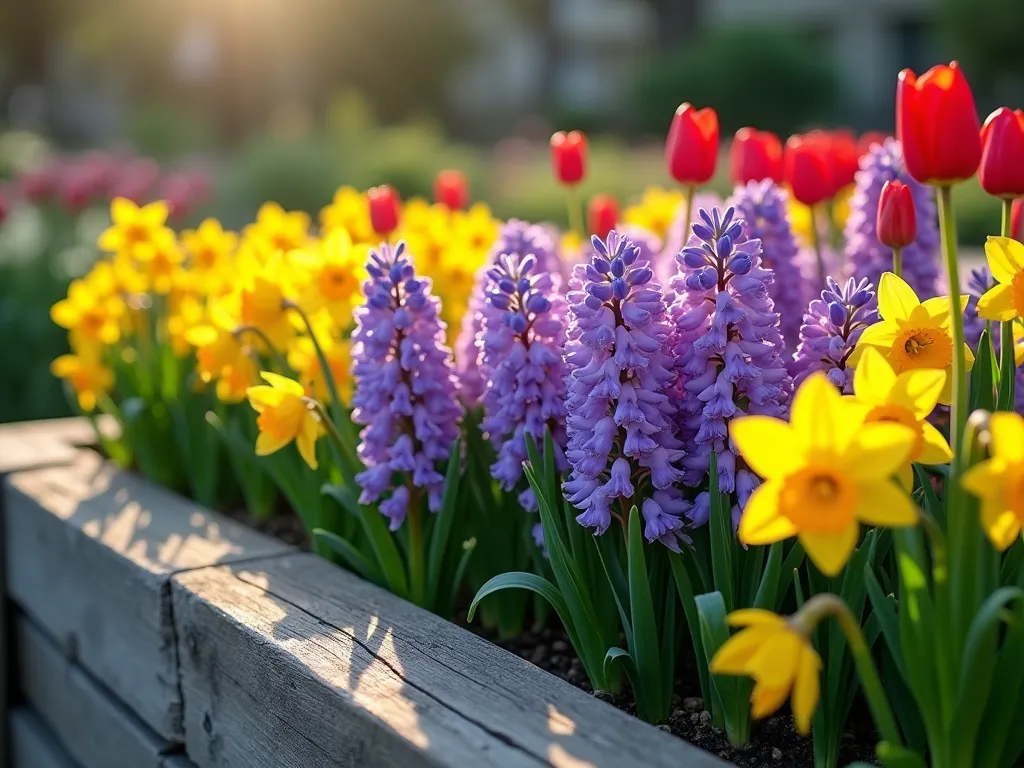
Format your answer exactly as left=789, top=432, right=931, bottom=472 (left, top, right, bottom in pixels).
left=1, top=417, right=727, bottom=767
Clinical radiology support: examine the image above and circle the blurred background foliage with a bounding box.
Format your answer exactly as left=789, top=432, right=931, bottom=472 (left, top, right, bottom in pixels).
left=0, top=0, right=1020, bottom=423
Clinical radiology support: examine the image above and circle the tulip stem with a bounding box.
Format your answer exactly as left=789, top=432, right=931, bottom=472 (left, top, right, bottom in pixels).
left=937, top=185, right=967, bottom=461
left=795, top=595, right=903, bottom=751
left=566, top=185, right=584, bottom=240
left=892, top=247, right=902, bottom=279
left=681, top=184, right=695, bottom=244
left=810, top=204, right=826, bottom=286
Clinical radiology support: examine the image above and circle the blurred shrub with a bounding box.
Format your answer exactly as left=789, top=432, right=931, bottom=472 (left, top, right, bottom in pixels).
left=630, top=26, right=839, bottom=137
left=128, top=102, right=216, bottom=161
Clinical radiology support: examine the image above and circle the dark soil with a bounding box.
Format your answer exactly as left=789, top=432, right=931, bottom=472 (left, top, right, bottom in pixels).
left=221, top=505, right=311, bottom=549
left=463, top=619, right=879, bottom=767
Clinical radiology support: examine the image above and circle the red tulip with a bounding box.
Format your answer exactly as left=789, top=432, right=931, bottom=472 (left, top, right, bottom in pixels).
left=896, top=62, right=981, bottom=185
left=729, top=127, right=783, bottom=184
left=367, top=185, right=401, bottom=236
left=587, top=194, right=619, bottom=240
left=979, top=108, right=1024, bottom=199
left=784, top=135, right=833, bottom=207
left=858, top=131, right=889, bottom=157
left=828, top=130, right=860, bottom=194
left=877, top=180, right=916, bottom=249
left=665, top=103, right=719, bottom=185
left=433, top=169, right=470, bottom=210
left=1012, top=199, right=1023, bottom=240
left=550, top=131, right=588, bottom=185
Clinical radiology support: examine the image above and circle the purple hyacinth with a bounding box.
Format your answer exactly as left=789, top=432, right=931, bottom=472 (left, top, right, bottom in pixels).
left=790, top=276, right=878, bottom=393
left=455, top=219, right=558, bottom=404
left=351, top=241, right=464, bottom=530
left=562, top=231, right=690, bottom=550
left=845, top=138, right=939, bottom=298
left=669, top=207, right=792, bottom=527
left=726, top=180, right=806, bottom=348
left=479, top=251, right=568, bottom=508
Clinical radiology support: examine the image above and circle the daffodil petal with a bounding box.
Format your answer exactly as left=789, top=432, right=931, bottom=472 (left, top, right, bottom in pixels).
left=255, top=430, right=290, bottom=456
left=985, top=236, right=1024, bottom=285
left=921, top=294, right=970, bottom=326
left=729, top=417, right=805, bottom=480
left=726, top=609, right=787, bottom=628
left=878, top=272, right=920, bottom=320
left=296, top=416, right=320, bottom=470
left=962, top=458, right=1008, bottom=498
left=852, top=347, right=896, bottom=405
left=738, top=480, right=799, bottom=546
left=897, top=462, right=914, bottom=491
left=792, top=373, right=861, bottom=453
left=50, top=355, right=78, bottom=377
left=856, top=480, right=918, bottom=527
left=855, top=320, right=900, bottom=350
left=260, top=371, right=306, bottom=396
left=978, top=284, right=1018, bottom=322
left=110, top=197, right=138, bottom=225
left=751, top=680, right=791, bottom=720
left=843, top=421, right=916, bottom=481
left=980, top=499, right=1021, bottom=552
left=889, top=368, right=946, bottom=420
left=918, top=422, right=954, bottom=465
left=791, top=646, right=821, bottom=736
left=141, top=200, right=170, bottom=227
left=990, top=412, right=1024, bottom=463
left=799, top=524, right=859, bottom=577
left=711, top=625, right=778, bottom=675
left=247, top=385, right=286, bottom=410
left=747, top=630, right=802, bottom=688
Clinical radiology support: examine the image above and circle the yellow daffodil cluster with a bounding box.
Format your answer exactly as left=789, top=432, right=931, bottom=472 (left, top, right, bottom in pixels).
left=49, top=189, right=501, bottom=419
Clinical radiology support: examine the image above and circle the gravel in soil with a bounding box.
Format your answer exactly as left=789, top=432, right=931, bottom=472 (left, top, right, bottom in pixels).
left=465, top=619, right=879, bottom=767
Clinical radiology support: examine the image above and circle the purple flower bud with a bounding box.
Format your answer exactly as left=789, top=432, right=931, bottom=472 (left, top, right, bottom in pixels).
left=827, top=301, right=847, bottom=326
left=526, top=293, right=551, bottom=314
left=729, top=254, right=752, bottom=275
left=682, top=248, right=707, bottom=269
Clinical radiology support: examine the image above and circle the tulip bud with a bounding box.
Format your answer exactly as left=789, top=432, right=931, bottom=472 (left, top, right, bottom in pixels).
left=433, top=169, right=470, bottom=210
left=897, top=62, right=981, bottom=185
left=665, top=103, right=719, bottom=185
left=1012, top=199, right=1023, bottom=241
left=979, top=107, right=1024, bottom=199
left=367, top=185, right=401, bottom=236
left=729, top=127, right=783, bottom=184
left=587, top=194, right=619, bottom=240
left=784, top=135, right=833, bottom=207
left=550, top=131, right=588, bottom=185
left=877, top=180, right=916, bottom=249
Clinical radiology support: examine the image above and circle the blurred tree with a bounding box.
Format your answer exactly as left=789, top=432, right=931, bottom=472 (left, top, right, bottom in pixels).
left=639, top=0, right=699, bottom=47
left=937, top=0, right=1024, bottom=101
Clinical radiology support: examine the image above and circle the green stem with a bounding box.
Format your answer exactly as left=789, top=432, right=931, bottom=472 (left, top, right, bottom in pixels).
left=566, top=185, right=584, bottom=240
left=1000, top=199, right=1017, bottom=409
left=892, top=246, right=902, bottom=280
left=407, top=481, right=425, bottom=607
left=937, top=185, right=967, bottom=460
left=796, top=595, right=903, bottom=750
left=234, top=326, right=289, bottom=374
left=809, top=204, right=826, bottom=286
left=680, top=184, right=695, bottom=245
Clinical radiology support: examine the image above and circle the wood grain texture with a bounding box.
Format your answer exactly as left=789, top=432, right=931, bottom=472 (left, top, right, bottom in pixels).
left=0, top=416, right=117, bottom=475
left=17, top=614, right=172, bottom=768
left=173, top=554, right=727, bottom=768
left=9, top=707, right=82, bottom=768
left=4, top=448, right=293, bottom=741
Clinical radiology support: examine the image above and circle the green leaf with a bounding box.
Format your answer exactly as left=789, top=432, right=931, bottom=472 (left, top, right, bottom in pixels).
left=604, top=647, right=640, bottom=698
left=670, top=551, right=712, bottom=709
left=708, top=452, right=734, bottom=610
left=877, top=742, right=928, bottom=768
left=595, top=533, right=633, bottom=650
left=627, top=505, right=664, bottom=723
left=975, top=587, right=1024, bottom=767
left=425, top=438, right=463, bottom=609
left=696, top=591, right=751, bottom=747
left=863, top=564, right=907, bottom=681
left=997, top=321, right=1017, bottom=411
left=443, top=538, right=477, bottom=619
left=312, top=528, right=381, bottom=584
left=468, top=572, right=573, bottom=640
left=322, top=483, right=409, bottom=599
left=969, top=327, right=996, bottom=412
left=752, top=542, right=784, bottom=610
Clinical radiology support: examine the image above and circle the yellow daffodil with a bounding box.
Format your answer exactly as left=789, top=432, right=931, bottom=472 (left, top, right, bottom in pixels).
left=247, top=372, right=321, bottom=469
left=850, top=271, right=973, bottom=405
left=134, top=231, right=185, bottom=295
left=50, top=279, right=125, bottom=347
left=962, top=412, right=1024, bottom=551
left=623, top=187, right=683, bottom=242
left=50, top=353, right=114, bottom=412
left=245, top=202, right=310, bottom=255
left=320, top=185, right=376, bottom=245
left=976, top=236, right=1024, bottom=322
left=98, top=198, right=173, bottom=258
left=851, top=347, right=953, bottom=488
left=731, top=372, right=918, bottom=575
left=182, top=218, right=238, bottom=285
left=237, top=257, right=299, bottom=351
left=710, top=609, right=821, bottom=734
left=287, top=334, right=352, bottom=405
left=451, top=202, right=499, bottom=253
left=293, top=228, right=367, bottom=323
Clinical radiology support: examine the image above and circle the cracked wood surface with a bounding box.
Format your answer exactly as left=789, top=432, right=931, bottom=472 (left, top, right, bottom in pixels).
left=173, top=554, right=726, bottom=768
left=3, top=448, right=292, bottom=741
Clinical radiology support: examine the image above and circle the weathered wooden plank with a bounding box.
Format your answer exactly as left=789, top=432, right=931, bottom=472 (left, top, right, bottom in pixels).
left=17, top=614, right=172, bottom=768
left=4, top=449, right=293, bottom=741
left=0, top=416, right=117, bottom=475
left=9, top=707, right=81, bottom=768
left=173, top=555, right=727, bottom=768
